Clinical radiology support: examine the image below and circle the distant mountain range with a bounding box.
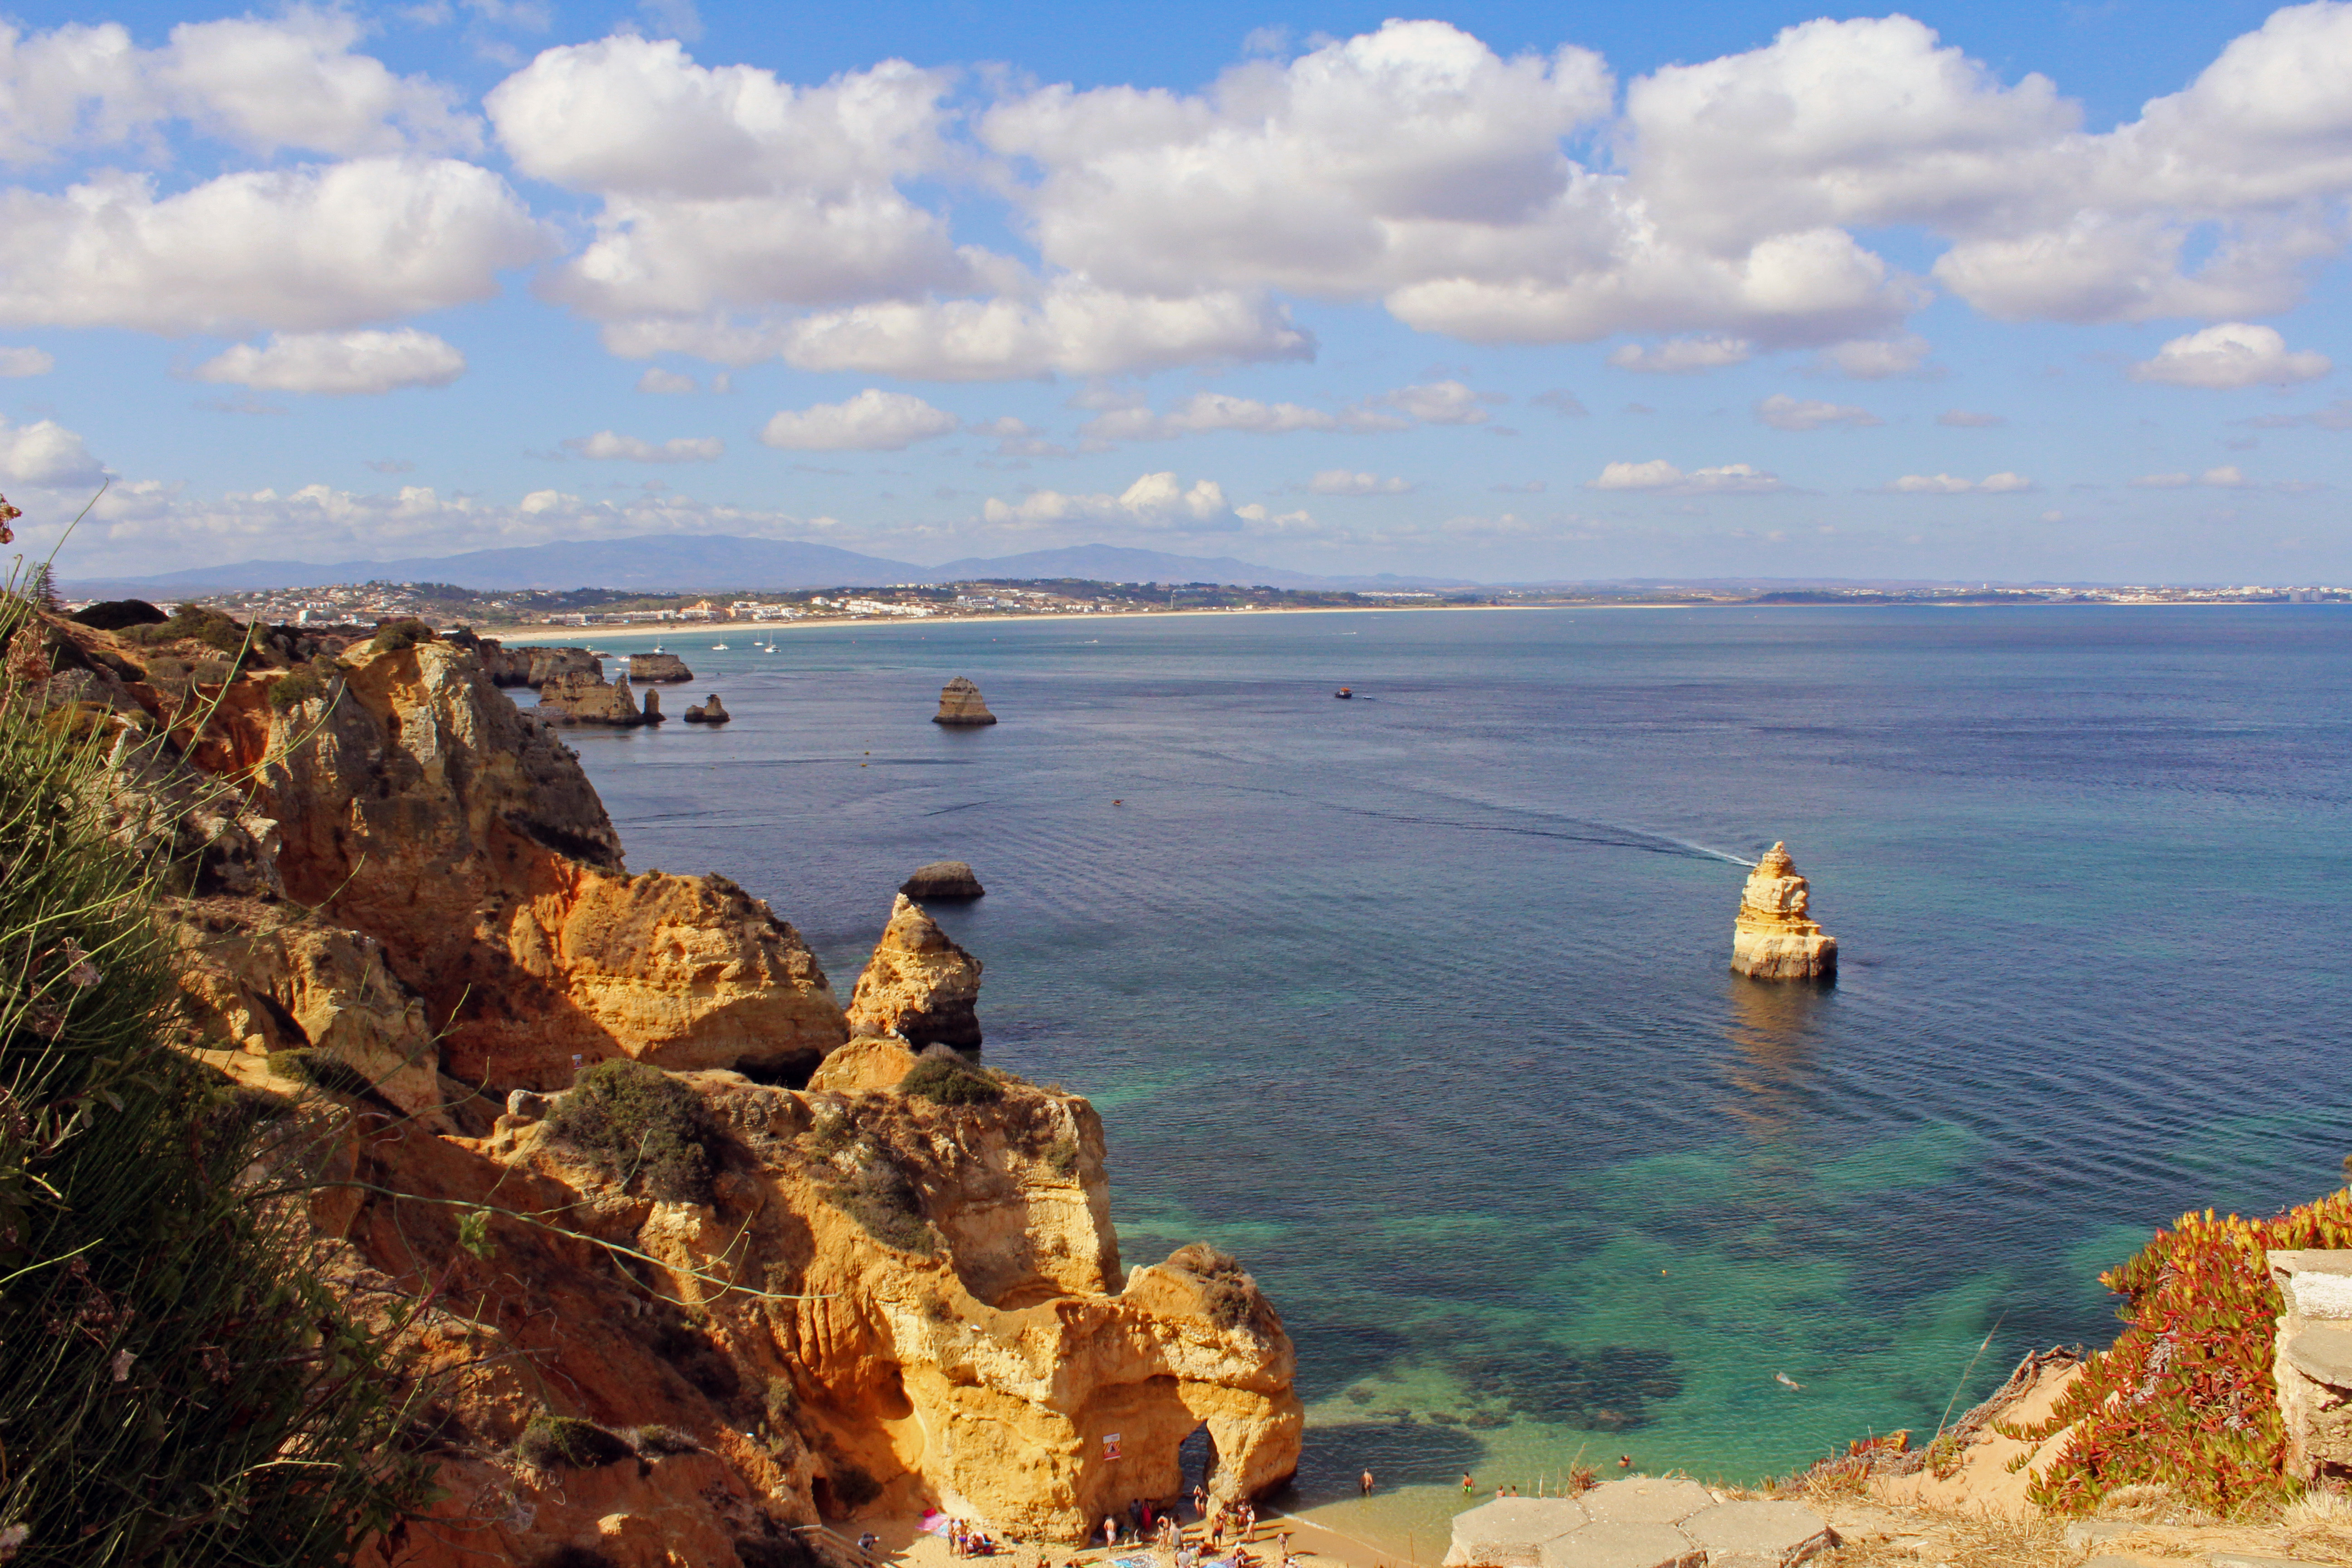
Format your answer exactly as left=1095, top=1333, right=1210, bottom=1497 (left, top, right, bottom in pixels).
left=62, top=534, right=1475, bottom=596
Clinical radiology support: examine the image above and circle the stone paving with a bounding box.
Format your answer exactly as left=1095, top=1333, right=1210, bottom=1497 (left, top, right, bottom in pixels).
left=1443, top=1480, right=1833, bottom=1568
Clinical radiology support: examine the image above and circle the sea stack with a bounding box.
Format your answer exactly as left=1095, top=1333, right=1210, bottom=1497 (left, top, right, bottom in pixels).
left=933, top=675, right=997, bottom=726
left=683, top=693, right=730, bottom=724
left=847, top=893, right=983, bottom=1047
left=534, top=671, right=649, bottom=727
left=901, top=859, right=985, bottom=900
left=627, top=651, right=693, bottom=684
left=1731, top=841, right=1838, bottom=981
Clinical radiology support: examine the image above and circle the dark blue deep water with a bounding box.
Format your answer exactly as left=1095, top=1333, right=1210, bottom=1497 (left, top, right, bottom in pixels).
left=556, top=606, right=2351, bottom=1536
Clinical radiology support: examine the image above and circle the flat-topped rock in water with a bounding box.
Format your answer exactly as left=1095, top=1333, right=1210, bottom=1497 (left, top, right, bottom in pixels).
left=1450, top=1485, right=1830, bottom=1568
left=475, top=640, right=598, bottom=688
left=1730, top=842, right=1837, bottom=981
left=682, top=693, right=730, bottom=724
left=934, top=674, right=997, bottom=726
left=901, top=859, right=985, bottom=900
left=625, top=650, right=692, bottom=683
left=534, top=670, right=648, bottom=727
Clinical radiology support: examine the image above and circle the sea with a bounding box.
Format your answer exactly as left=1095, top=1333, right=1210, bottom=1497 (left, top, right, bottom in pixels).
left=553, top=604, right=2351, bottom=1550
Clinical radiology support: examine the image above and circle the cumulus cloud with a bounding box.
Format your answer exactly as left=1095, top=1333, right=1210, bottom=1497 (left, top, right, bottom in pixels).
left=637, top=367, right=697, bottom=393
left=0, top=13, right=480, bottom=165
left=0, top=347, right=50, bottom=376
left=194, top=328, right=466, bottom=394
left=2130, top=465, right=2248, bottom=488
left=0, top=415, right=103, bottom=487
left=563, top=430, right=724, bottom=461
left=2127, top=322, right=2332, bottom=389
left=0, top=160, right=548, bottom=334
left=1308, top=470, right=1414, bottom=495
left=757, top=388, right=960, bottom=451
left=1380, top=379, right=1498, bottom=423
left=1883, top=471, right=2034, bottom=493
left=1083, top=391, right=1398, bottom=441
left=1816, top=335, right=1934, bottom=378
left=1607, top=336, right=1753, bottom=373
left=1937, top=408, right=2005, bottom=427
left=982, top=471, right=1234, bottom=530
left=1755, top=393, right=1880, bottom=431
left=1588, top=459, right=1786, bottom=494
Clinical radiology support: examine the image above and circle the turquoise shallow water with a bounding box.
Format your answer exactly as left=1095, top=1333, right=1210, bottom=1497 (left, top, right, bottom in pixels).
left=557, top=606, right=2351, bottom=1544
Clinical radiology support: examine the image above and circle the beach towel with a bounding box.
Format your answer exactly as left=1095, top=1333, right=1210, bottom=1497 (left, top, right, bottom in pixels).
left=920, top=1513, right=950, bottom=1536
left=1111, top=1556, right=1153, bottom=1568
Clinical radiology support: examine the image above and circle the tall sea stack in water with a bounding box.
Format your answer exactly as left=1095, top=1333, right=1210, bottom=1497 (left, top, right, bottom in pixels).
left=1731, top=841, right=1838, bottom=980
left=934, top=674, right=998, bottom=725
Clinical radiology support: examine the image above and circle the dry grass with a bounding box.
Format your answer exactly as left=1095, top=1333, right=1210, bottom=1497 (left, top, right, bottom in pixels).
left=1813, top=1509, right=2064, bottom=1568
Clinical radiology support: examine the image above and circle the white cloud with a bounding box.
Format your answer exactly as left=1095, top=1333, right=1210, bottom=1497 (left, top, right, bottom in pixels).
left=1755, top=393, right=1880, bottom=431
left=1883, top=471, right=2034, bottom=493
left=1083, top=391, right=1393, bottom=441
left=562, top=430, right=724, bottom=461
left=1380, top=379, right=1497, bottom=423
left=1936, top=408, right=2005, bottom=427
left=637, top=367, right=698, bottom=393
left=1531, top=389, right=1588, bottom=415
left=0, top=160, right=547, bottom=334
left=982, top=471, right=1234, bottom=531
left=1607, top=336, right=1753, bottom=373
left=2127, top=322, right=2332, bottom=389
left=758, top=388, right=959, bottom=451
left=0, top=415, right=103, bottom=487
left=193, top=328, right=466, bottom=395
left=1816, top=335, right=1934, bottom=378
left=0, top=347, right=51, bottom=377
left=0, top=14, right=480, bottom=165
left=2130, top=465, right=2248, bottom=488
left=1588, top=459, right=1786, bottom=494
left=1308, top=470, right=1414, bottom=495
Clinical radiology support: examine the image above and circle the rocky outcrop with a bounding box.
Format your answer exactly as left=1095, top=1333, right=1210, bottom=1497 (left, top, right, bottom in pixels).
left=2270, top=1250, right=2352, bottom=1481
left=846, top=895, right=982, bottom=1048
left=900, top=860, right=984, bottom=901
left=1732, top=842, right=1837, bottom=981
left=641, top=687, right=666, bottom=722
left=684, top=694, right=731, bottom=724
left=933, top=676, right=996, bottom=726
left=538, top=670, right=651, bottom=726
left=627, top=651, right=693, bottom=683
left=290, top=1058, right=1302, bottom=1561
left=26, top=604, right=1299, bottom=1565
left=477, top=641, right=601, bottom=689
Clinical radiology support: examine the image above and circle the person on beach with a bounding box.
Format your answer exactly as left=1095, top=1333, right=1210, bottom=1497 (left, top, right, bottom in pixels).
left=1359, top=1470, right=1373, bottom=1498
left=1461, top=1474, right=1473, bottom=1495
left=1103, top=1518, right=1117, bottom=1552
left=858, top=1533, right=880, bottom=1566
left=1194, top=1486, right=1209, bottom=1521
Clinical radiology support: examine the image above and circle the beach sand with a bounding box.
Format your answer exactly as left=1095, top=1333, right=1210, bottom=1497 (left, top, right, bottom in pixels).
left=815, top=1501, right=1430, bottom=1568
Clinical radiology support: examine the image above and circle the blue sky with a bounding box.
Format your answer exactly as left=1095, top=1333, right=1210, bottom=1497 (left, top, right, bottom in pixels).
left=5, top=0, right=2351, bottom=584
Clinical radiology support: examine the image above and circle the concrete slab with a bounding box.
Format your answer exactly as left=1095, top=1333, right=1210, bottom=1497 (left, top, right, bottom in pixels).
left=1577, top=1480, right=1716, bottom=1526
left=2285, top=1325, right=2352, bottom=1387
left=1678, top=1501, right=1834, bottom=1568
left=1537, top=1522, right=1700, bottom=1568
left=1444, top=1498, right=1588, bottom=1567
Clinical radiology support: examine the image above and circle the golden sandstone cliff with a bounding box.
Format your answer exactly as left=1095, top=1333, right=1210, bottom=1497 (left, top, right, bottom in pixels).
left=15, top=608, right=1302, bottom=1568
left=1730, top=842, right=1838, bottom=981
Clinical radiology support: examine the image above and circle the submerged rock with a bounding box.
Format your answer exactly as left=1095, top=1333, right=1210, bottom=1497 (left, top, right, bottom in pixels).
left=899, top=859, right=984, bottom=900
left=1731, top=841, right=1838, bottom=981
left=933, top=674, right=997, bottom=726
left=683, top=693, right=730, bottom=724
left=847, top=893, right=982, bottom=1047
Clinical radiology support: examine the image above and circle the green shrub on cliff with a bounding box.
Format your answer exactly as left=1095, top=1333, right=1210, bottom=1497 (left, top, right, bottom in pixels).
left=515, top=1412, right=633, bottom=1470
left=544, top=1058, right=722, bottom=1204
left=2006, top=1190, right=2352, bottom=1515
left=902, top=1050, right=1000, bottom=1106
left=0, top=586, right=422, bottom=1564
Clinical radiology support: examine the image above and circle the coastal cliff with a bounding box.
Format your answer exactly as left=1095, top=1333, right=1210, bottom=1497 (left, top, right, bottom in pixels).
left=13, top=606, right=1300, bottom=1565
left=847, top=895, right=984, bottom=1048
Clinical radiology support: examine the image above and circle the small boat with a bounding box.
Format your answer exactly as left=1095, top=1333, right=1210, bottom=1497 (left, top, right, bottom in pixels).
left=711, top=643, right=729, bottom=650
left=1334, top=687, right=1353, bottom=699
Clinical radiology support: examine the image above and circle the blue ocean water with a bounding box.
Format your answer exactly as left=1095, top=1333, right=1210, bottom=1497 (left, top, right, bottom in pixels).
left=559, top=606, right=2351, bottom=1539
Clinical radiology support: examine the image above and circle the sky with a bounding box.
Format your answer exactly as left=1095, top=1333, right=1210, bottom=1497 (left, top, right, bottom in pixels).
left=5, top=0, right=2352, bottom=584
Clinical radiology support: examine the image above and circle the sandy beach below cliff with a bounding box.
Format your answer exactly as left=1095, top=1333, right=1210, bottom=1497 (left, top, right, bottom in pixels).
left=838, top=1505, right=1408, bottom=1568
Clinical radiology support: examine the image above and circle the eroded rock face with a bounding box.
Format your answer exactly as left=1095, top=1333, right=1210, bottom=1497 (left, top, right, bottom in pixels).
left=1731, top=842, right=1837, bottom=981
left=538, top=670, right=650, bottom=726
left=628, top=651, right=693, bottom=683
left=846, top=895, right=981, bottom=1048
left=933, top=676, right=996, bottom=726
left=685, top=694, right=730, bottom=724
